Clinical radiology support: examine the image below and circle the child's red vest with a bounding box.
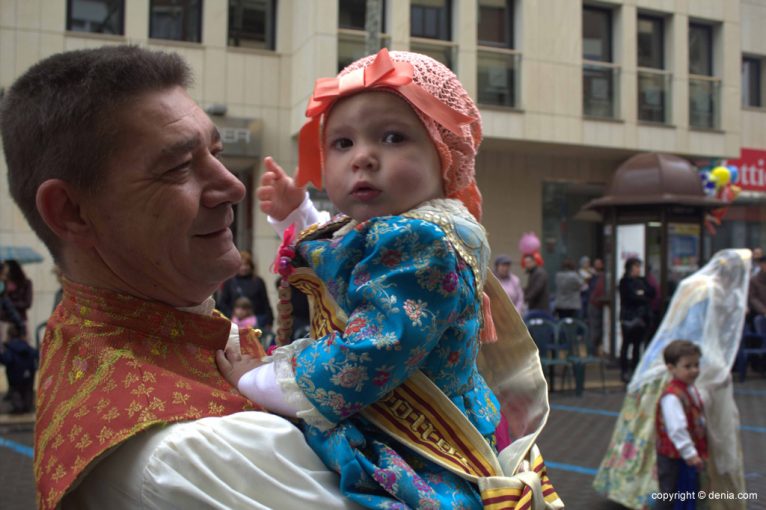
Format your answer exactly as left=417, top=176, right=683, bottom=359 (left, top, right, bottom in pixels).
left=655, top=378, right=708, bottom=459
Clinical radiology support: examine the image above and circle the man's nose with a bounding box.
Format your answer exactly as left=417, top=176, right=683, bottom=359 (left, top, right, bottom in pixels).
left=202, top=156, right=246, bottom=207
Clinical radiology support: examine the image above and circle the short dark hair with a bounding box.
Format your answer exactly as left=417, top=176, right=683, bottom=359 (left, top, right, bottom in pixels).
left=624, top=257, right=642, bottom=275
left=1, top=45, right=192, bottom=261
left=663, top=339, right=702, bottom=365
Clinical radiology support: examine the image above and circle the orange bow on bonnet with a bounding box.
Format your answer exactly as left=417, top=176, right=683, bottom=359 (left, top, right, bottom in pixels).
left=296, top=48, right=476, bottom=189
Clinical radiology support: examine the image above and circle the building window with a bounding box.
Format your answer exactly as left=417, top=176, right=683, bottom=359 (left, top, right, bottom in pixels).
left=149, top=0, right=202, bottom=43
left=582, top=5, right=619, bottom=119
left=477, top=0, right=519, bottom=108
left=410, top=0, right=454, bottom=69
left=688, top=22, right=719, bottom=129
left=67, top=0, right=124, bottom=35
left=637, top=14, right=670, bottom=124
left=742, top=57, right=762, bottom=108
left=228, top=0, right=276, bottom=50
left=478, top=0, right=513, bottom=49
left=337, top=0, right=388, bottom=72
left=411, top=0, right=451, bottom=41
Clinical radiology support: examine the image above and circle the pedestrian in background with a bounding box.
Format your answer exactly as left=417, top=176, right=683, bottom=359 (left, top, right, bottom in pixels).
left=0, top=322, right=38, bottom=414
left=554, top=258, right=583, bottom=319
left=524, top=253, right=550, bottom=313
left=588, top=258, right=606, bottom=355
left=218, top=251, right=274, bottom=332
left=578, top=255, right=594, bottom=315
left=231, top=296, right=258, bottom=330
left=619, top=257, right=655, bottom=382
left=750, top=246, right=763, bottom=278
left=494, top=254, right=525, bottom=315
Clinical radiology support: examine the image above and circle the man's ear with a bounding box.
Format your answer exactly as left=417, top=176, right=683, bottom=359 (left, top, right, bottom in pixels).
left=36, top=179, right=96, bottom=247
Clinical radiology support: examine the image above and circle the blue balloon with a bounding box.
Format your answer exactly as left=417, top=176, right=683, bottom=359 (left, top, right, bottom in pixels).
left=728, top=165, right=739, bottom=183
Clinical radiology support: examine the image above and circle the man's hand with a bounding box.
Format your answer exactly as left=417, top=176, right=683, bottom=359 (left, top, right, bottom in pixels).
left=686, top=455, right=704, bottom=470
left=256, top=156, right=306, bottom=221
left=216, top=349, right=265, bottom=389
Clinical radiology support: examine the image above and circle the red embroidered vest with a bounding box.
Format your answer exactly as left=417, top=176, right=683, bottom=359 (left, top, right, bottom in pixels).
left=655, top=378, right=708, bottom=460
left=34, top=281, right=265, bottom=510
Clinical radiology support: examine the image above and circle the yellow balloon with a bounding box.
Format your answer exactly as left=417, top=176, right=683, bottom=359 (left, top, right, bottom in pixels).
left=711, top=166, right=731, bottom=186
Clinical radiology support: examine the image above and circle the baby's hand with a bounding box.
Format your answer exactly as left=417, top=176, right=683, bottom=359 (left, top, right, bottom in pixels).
left=216, top=349, right=264, bottom=389
left=686, top=455, right=704, bottom=470
left=257, top=156, right=305, bottom=221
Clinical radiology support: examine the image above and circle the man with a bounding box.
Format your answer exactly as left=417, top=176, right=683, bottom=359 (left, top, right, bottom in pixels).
left=523, top=254, right=550, bottom=313
left=751, top=247, right=763, bottom=277
left=2, top=45, right=358, bottom=510
left=587, top=258, right=606, bottom=354
left=493, top=254, right=525, bottom=314
left=747, top=255, right=766, bottom=321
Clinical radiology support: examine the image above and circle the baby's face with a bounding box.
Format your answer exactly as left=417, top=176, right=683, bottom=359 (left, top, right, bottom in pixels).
left=322, top=91, right=443, bottom=222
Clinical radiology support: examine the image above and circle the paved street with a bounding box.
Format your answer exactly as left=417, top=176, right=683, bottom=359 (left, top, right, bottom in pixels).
left=1, top=366, right=764, bottom=509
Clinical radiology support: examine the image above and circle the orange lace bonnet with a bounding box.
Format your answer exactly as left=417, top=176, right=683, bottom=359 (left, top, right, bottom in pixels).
left=296, top=48, right=484, bottom=220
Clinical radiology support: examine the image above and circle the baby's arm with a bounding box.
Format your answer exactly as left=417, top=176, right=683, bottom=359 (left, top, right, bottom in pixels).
left=257, top=157, right=330, bottom=237
left=216, top=348, right=298, bottom=418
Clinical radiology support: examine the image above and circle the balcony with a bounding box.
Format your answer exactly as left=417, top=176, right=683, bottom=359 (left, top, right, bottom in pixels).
left=638, top=69, right=672, bottom=124
left=689, top=75, right=721, bottom=130
left=583, top=61, right=620, bottom=119
left=477, top=48, right=521, bottom=108
left=410, top=37, right=456, bottom=70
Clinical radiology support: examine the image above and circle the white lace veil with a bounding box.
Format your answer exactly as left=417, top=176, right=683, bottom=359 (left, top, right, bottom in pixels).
left=628, top=248, right=751, bottom=392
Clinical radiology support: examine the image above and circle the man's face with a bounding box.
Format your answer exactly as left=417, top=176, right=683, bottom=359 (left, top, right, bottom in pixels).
left=593, top=258, right=604, bottom=271
left=496, top=262, right=511, bottom=278
left=753, top=248, right=763, bottom=260
left=322, top=92, right=443, bottom=222
left=81, top=86, right=246, bottom=306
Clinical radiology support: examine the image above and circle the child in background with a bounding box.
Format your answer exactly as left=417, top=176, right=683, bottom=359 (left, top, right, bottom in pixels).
left=0, top=323, right=38, bottom=414
left=231, top=296, right=258, bottom=331
left=655, top=339, right=707, bottom=509
left=218, top=49, right=560, bottom=509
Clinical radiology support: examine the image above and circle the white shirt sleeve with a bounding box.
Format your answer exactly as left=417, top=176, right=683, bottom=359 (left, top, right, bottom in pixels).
left=659, top=393, right=699, bottom=460
left=268, top=192, right=331, bottom=238
left=237, top=363, right=298, bottom=418
left=61, top=412, right=362, bottom=510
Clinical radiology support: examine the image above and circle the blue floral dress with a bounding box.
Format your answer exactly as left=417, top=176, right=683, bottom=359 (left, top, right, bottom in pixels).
left=271, top=199, right=501, bottom=509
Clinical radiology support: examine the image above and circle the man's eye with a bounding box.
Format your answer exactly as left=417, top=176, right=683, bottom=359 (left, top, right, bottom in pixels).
left=331, top=138, right=353, bottom=149
left=382, top=132, right=405, bottom=144
left=168, top=160, right=192, bottom=172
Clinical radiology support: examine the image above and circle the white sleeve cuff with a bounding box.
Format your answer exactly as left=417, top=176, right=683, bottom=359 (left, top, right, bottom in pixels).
left=237, top=363, right=298, bottom=418
left=267, top=193, right=331, bottom=238
left=268, top=339, right=336, bottom=431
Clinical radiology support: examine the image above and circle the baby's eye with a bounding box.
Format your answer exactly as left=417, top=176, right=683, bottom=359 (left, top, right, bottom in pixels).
left=382, top=132, right=405, bottom=144
left=331, top=137, right=353, bottom=150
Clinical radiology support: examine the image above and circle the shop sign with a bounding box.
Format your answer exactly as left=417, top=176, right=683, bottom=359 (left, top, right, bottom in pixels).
left=724, top=148, right=766, bottom=192
left=211, top=117, right=263, bottom=158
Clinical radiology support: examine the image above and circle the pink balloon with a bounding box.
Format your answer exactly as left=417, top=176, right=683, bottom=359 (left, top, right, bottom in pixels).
left=518, top=232, right=541, bottom=255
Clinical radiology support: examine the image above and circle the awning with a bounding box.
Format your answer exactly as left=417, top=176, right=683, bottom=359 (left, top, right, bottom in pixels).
left=0, top=245, right=45, bottom=264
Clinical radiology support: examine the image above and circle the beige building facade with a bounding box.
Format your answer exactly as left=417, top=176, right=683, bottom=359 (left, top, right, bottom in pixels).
left=1, top=0, right=765, bottom=334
